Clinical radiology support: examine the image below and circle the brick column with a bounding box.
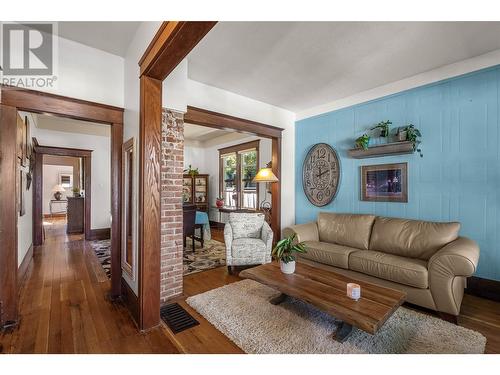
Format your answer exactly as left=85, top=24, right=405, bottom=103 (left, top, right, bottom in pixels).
left=160, top=108, right=184, bottom=303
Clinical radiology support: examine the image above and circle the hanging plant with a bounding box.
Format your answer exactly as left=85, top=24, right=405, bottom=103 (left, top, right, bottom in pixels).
left=404, top=124, right=423, bottom=157
left=370, top=120, right=392, bottom=138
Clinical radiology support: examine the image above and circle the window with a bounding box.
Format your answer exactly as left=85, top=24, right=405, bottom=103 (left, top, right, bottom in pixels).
left=59, top=173, right=73, bottom=188
left=219, top=140, right=259, bottom=209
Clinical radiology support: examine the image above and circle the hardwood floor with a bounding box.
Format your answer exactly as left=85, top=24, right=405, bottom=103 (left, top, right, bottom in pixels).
left=2, top=219, right=499, bottom=354
left=0, top=218, right=179, bottom=354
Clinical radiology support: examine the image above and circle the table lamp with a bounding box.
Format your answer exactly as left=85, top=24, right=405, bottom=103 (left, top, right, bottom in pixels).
left=253, top=162, right=279, bottom=222
left=52, top=184, right=66, bottom=200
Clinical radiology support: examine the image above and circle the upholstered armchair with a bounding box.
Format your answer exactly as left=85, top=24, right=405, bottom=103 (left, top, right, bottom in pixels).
left=224, top=212, right=273, bottom=273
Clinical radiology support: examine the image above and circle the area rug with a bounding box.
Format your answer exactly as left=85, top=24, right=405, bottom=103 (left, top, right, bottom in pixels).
left=89, top=239, right=111, bottom=279
left=186, top=279, right=486, bottom=354
left=184, top=239, right=226, bottom=276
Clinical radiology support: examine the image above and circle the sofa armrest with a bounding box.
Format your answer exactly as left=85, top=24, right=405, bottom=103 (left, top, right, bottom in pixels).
left=224, top=223, right=233, bottom=256
left=261, top=221, right=274, bottom=254
left=283, top=222, right=319, bottom=243
left=428, top=236, right=479, bottom=315
left=429, top=237, right=479, bottom=278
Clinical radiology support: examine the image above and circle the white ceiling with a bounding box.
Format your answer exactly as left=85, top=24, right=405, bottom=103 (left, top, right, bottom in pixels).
left=33, top=113, right=111, bottom=137
left=188, top=22, right=500, bottom=112
left=184, top=123, right=249, bottom=147
left=57, top=22, right=140, bottom=57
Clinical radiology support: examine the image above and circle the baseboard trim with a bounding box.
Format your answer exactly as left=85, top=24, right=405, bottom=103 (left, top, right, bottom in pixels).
left=121, top=278, right=139, bottom=326
left=465, top=276, right=500, bottom=302
left=88, top=228, right=111, bottom=241
left=17, top=244, right=33, bottom=288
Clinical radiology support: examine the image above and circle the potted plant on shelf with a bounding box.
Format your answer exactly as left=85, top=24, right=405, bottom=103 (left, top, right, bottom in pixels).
left=371, top=120, right=392, bottom=138
left=355, top=134, right=370, bottom=150
left=272, top=233, right=307, bottom=274
left=403, top=124, right=423, bottom=157
left=184, top=165, right=199, bottom=177
left=72, top=187, right=81, bottom=197
left=215, top=196, right=224, bottom=208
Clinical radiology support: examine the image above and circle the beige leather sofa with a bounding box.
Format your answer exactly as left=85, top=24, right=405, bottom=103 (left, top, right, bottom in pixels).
left=283, top=212, right=480, bottom=317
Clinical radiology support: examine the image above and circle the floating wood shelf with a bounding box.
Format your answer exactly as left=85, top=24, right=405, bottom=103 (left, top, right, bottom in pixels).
left=348, top=141, right=414, bottom=159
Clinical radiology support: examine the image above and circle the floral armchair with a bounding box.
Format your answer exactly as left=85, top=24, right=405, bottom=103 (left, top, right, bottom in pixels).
left=224, top=212, right=273, bottom=273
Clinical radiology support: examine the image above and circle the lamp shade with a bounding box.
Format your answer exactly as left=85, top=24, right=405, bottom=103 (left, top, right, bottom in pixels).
left=253, top=168, right=279, bottom=183
left=52, top=184, right=66, bottom=193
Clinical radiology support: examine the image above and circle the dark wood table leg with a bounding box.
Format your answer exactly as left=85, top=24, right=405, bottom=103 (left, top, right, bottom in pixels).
left=269, top=293, right=288, bottom=305
left=332, top=321, right=353, bottom=342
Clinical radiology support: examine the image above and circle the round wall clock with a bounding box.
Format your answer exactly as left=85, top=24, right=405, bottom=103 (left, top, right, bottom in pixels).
left=302, top=143, right=341, bottom=207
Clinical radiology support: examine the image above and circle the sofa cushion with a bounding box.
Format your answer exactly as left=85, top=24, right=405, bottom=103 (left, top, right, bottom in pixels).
left=369, top=217, right=460, bottom=260
left=301, top=241, right=359, bottom=269
left=229, top=213, right=265, bottom=239
left=317, top=212, right=376, bottom=250
left=231, top=238, right=266, bottom=257
left=349, top=250, right=429, bottom=289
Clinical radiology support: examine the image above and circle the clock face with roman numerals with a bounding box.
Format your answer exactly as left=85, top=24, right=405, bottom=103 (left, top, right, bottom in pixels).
left=302, top=143, right=340, bottom=207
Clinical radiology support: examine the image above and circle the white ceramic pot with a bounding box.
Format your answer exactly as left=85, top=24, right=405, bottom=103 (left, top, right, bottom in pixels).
left=280, top=260, right=296, bottom=274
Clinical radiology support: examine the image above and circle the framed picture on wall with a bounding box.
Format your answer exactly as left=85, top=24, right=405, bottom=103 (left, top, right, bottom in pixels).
left=361, top=162, right=408, bottom=203
left=17, top=114, right=27, bottom=167
left=19, top=170, right=26, bottom=216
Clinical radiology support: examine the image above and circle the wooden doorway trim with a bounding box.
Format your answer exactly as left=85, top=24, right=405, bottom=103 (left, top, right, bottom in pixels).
left=137, top=22, right=216, bottom=330
left=32, top=142, right=92, bottom=243
left=0, top=87, right=124, bottom=327
left=186, top=105, right=283, bottom=240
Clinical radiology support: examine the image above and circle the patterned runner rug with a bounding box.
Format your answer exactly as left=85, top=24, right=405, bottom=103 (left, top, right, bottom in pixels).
left=184, top=239, right=226, bottom=276
left=89, top=239, right=111, bottom=279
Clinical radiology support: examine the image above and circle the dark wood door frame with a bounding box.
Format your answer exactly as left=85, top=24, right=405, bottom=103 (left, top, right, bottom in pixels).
left=0, top=86, right=124, bottom=327
left=137, top=22, right=283, bottom=331
left=186, top=106, right=283, bottom=240
left=32, top=141, right=92, bottom=243
left=137, top=21, right=216, bottom=330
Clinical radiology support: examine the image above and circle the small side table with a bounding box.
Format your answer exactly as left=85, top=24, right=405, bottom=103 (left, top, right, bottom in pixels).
left=49, top=199, right=68, bottom=217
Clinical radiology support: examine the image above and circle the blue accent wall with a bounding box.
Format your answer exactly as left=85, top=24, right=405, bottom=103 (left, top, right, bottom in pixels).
left=295, top=66, right=500, bottom=281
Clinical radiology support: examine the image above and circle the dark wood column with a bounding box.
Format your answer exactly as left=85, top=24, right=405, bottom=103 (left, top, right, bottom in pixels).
left=138, top=75, right=162, bottom=330
left=0, top=104, right=19, bottom=326
left=271, top=137, right=282, bottom=242
left=110, top=123, right=123, bottom=297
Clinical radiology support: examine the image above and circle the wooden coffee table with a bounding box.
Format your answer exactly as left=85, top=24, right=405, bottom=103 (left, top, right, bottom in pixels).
left=239, top=261, right=406, bottom=342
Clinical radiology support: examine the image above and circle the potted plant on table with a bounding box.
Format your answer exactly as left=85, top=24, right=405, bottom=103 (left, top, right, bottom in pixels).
left=272, top=234, right=307, bottom=274
left=72, top=187, right=81, bottom=197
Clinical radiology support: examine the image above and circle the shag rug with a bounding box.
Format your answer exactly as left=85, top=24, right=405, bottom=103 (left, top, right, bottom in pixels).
left=184, top=239, right=226, bottom=276
left=89, top=239, right=111, bottom=279
left=186, top=279, right=486, bottom=354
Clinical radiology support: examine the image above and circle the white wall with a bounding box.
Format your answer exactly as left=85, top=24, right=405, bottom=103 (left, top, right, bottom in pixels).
left=17, top=114, right=34, bottom=267
left=123, top=21, right=162, bottom=295
left=42, top=165, right=73, bottom=215
left=184, top=136, right=272, bottom=223
left=0, top=23, right=125, bottom=107
left=32, top=119, right=111, bottom=230
left=186, top=79, right=296, bottom=230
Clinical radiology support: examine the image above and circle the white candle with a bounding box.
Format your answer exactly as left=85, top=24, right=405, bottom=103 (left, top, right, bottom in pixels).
left=347, top=283, right=361, bottom=301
